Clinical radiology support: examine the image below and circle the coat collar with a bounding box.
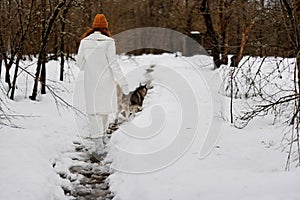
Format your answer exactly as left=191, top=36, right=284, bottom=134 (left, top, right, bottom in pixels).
left=84, top=32, right=113, bottom=41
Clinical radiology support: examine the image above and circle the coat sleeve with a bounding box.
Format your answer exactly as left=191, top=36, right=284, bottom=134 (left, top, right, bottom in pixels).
left=76, top=41, right=86, bottom=71
left=106, top=40, right=129, bottom=94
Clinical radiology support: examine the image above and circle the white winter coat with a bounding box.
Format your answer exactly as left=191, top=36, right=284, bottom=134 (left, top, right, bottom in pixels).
left=77, top=32, right=128, bottom=114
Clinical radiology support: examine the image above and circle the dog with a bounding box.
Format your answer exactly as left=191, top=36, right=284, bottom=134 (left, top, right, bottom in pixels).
left=115, top=83, right=148, bottom=122
left=130, top=84, right=148, bottom=107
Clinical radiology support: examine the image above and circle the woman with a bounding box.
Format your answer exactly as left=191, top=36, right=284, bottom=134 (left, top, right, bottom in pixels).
left=77, top=14, right=129, bottom=151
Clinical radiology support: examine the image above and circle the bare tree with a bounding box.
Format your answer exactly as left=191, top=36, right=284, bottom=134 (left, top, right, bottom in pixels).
left=226, top=0, right=300, bottom=169
left=0, top=29, right=6, bottom=77
left=231, top=19, right=256, bottom=67
left=10, top=0, right=35, bottom=100
left=219, top=0, right=233, bottom=65
left=200, top=0, right=222, bottom=68
left=29, top=0, right=67, bottom=100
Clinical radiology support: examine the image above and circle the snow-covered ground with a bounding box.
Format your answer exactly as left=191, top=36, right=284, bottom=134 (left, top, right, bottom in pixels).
left=108, top=54, right=300, bottom=200
left=0, top=59, right=78, bottom=200
left=0, top=54, right=299, bottom=200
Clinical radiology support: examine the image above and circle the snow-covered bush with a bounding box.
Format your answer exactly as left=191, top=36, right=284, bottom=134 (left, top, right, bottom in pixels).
left=220, top=56, right=300, bottom=168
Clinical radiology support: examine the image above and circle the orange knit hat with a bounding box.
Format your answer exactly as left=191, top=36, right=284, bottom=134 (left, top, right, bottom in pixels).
left=92, top=14, right=108, bottom=29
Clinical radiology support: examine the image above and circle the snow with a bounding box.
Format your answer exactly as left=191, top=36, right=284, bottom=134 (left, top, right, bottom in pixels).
left=108, top=54, right=300, bottom=200
left=0, top=54, right=299, bottom=200
left=190, top=31, right=200, bottom=34
left=0, top=60, right=78, bottom=200
left=0, top=128, right=65, bottom=200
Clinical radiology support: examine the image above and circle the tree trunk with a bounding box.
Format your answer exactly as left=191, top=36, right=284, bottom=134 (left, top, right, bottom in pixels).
left=60, top=49, right=65, bottom=81
left=30, top=59, right=42, bottom=100
left=0, top=41, right=9, bottom=84
left=0, top=56, right=2, bottom=77
left=185, top=0, right=193, bottom=36
left=231, top=19, right=255, bottom=67
left=0, top=30, right=4, bottom=77
left=4, top=55, right=13, bottom=90
left=30, top=0, right=66, bottom=100
left=60, top=5, right=69, bottom=81
left=40, top=0, right=46, bottom=95
left=10, top=56, right=21, bottom=100
left=220, top=0, right=231, bottom=65
left=281, top=0, right=300, bottom=52
left=5, top=67, right=12, bottom=89
left=41, top=55, right=46, bottom=94
left=53, top=33, right=58, bottom=60
left=297, top=50, right=300, bottom=107
left=221, top=20, right=230, bottom=65
left=200, top=0, right=222, bottom=68
left=294, top=0, right=300, bottom=54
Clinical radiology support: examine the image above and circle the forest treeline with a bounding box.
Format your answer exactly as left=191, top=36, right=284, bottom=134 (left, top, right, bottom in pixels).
left=1, top=0, right=300, bottom=56
left=0, top=0, right=299, bottom=99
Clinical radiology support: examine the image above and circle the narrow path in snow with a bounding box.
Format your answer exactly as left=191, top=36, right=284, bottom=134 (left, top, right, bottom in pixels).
left=54, top=135, right=114, bottom=200
left=55, top=88, right=152, bottom=199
